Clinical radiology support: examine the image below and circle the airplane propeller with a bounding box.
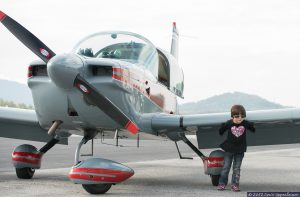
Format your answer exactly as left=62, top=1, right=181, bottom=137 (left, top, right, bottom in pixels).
left=0, top=10, right=139, bottom=134
left=74, top=75, right=139, bottom=134
left=0, top=11, right=56, bottom=63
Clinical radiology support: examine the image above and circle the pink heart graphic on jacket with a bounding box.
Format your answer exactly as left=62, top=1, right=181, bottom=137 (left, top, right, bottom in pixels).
left=231, top=126, right=245, bottom=137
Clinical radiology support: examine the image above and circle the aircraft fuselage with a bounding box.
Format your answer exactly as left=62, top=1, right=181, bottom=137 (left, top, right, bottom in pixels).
left=28, top=55, right=178, bottom=135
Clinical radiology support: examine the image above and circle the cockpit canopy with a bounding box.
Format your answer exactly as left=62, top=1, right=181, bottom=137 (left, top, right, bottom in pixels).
left=72, top=31, right=158, bottom=69
left=73, top=31, right=184, bottom=98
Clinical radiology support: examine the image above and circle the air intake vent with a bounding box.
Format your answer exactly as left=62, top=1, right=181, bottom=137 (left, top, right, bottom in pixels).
left=32, top=65, right=48, bottom=76
left=91, top=66, right=112, bottom=76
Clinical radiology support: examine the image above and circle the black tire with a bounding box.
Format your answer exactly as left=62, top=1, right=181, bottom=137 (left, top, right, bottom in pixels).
left=82, top=184, right=112, bottom=194
left=210, top=175, right=220, bottom=186
left=16, top=168, right=35, bottom=179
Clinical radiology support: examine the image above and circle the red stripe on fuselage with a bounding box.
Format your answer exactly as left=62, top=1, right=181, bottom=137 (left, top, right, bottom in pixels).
left=112, top=67, right=122, bottom=73
left=0, top=11, right=7, bottom=21
left=112, top=74, right=122, bottom=81
left=112, top=67, right=174, bottom=113
left=112, top=71, right=147, bottom=100
left=112, top=71, right=158, bottom=106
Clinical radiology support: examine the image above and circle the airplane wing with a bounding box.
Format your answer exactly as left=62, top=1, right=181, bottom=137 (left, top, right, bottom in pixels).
left=0, top=107, right=67, bottom=144
left=150, top=108, right=300, bottom=148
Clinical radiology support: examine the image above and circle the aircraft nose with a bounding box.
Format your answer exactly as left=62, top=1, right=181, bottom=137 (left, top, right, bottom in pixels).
left=47, top=54, right=84, bottom=90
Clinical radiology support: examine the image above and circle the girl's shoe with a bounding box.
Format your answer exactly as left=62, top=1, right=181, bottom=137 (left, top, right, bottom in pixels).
left=231, top=185, right=240, bottom=192
left=217, top=184, right=226, bottom=190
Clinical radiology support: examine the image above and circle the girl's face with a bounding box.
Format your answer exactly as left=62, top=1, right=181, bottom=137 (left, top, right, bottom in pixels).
left=232, top=114, right=245, bottom=124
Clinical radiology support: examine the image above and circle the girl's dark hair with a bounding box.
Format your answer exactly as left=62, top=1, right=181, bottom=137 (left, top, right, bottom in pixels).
left=231, top=105, right=246, bottom=117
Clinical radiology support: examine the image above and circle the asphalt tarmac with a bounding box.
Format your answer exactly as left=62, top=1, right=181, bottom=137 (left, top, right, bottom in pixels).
left=0, top=136, right=299, bottom=196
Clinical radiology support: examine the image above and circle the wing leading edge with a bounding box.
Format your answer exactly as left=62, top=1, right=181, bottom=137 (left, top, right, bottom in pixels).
left=148, top=108, right=300, bottom=148
left=0, top=107, right=67, bottom=144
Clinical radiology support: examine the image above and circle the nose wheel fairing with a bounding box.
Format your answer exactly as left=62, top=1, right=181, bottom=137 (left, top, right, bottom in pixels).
left=69, top=158, right=134, bottom=185
left=69, top=136, right=134, bottom=194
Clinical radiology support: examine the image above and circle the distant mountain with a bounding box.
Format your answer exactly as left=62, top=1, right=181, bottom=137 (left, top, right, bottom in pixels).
left=179, top=92, right=290, bottom=114
left=0, top=80, right=290, bottom=113
left=0, top=79, right=33, bottom=105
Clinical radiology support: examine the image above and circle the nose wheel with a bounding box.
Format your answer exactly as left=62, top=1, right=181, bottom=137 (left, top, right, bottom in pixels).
left=70, top=135, right=134, bottom=194
left=82, top=184, right=112, bottom=194
left=72, top=136, right=114, bottom=195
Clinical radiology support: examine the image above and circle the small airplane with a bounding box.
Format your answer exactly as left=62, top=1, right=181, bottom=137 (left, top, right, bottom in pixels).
left=1, top=10, right=300, bottom=194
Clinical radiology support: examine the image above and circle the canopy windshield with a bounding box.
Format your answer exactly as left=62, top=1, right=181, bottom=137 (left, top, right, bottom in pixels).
left=73, top=31, right=158, bottom=67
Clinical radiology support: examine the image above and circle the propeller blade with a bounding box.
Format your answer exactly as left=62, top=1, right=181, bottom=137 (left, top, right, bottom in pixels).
left=0, top=10, right=55, bottom=63
left=74, top=75, right=139, bottom=135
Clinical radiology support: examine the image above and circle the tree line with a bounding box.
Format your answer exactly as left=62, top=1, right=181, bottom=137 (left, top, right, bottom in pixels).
left=0, top=98, right=33, bottom=109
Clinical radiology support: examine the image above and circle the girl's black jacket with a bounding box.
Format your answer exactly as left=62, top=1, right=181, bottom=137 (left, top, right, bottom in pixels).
left=219, top=119, right=255, bottom=153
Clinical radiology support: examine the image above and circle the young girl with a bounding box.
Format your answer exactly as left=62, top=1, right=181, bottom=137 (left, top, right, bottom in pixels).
left=217, top=105, right=255, bottom=192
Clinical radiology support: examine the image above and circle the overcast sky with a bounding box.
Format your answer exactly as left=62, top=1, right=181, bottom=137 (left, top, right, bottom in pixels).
left=1, top=0, right=300, bottom=107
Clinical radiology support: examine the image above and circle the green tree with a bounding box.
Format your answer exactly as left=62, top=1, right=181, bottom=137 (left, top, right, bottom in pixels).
left=0, top=98, right=33, bottom=109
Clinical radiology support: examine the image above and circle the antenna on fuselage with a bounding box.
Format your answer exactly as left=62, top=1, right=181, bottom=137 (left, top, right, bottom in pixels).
left=171, top=22, right=179, bottom=60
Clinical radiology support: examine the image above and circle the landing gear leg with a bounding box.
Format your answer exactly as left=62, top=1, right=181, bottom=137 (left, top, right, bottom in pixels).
left=39, top=136, right=60, bottom=154
left=179, top=133, right=222, bottom=185
left=73, top=135, right=113, bottom=194
left=14, top=136, right=60, bottom=179
left=179, top=133, right=207, bottom=160
left=179, top=133, right=224, bottom=186
left=13, top=121, right=62, bottom=179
